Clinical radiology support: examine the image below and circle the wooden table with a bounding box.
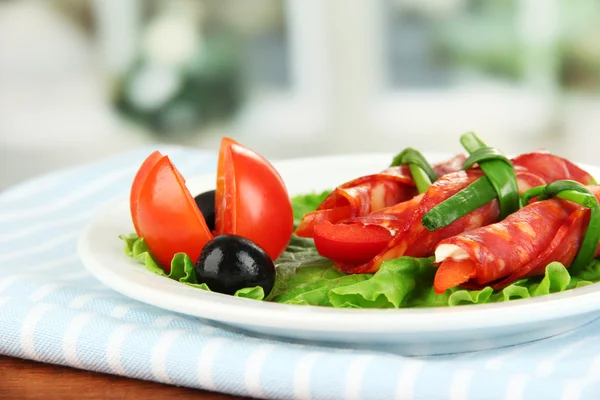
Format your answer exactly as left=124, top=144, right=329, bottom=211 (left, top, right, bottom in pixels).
left=0, top=355, right=249, bottom=399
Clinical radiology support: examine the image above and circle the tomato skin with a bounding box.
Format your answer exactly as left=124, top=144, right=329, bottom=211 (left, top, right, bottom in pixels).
left=215, top=138, right=293, bottom=261
left=136, top=155, right=213, bottom=271
left=130, top=150, right=163, bottom=236
left=313, top=221, right=392, bottom=265
left=215, top=138, right=237, bottom=235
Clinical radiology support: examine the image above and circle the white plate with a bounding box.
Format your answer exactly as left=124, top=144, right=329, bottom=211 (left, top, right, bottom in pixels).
left=78, top=153, right=600, bottom=356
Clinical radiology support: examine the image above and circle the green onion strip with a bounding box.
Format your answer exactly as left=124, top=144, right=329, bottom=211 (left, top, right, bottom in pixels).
left=520, top=180, right=600, bottom=272
left=422, top=132, right=519, bottom=231
left=390, top=148, right=438, bottom=194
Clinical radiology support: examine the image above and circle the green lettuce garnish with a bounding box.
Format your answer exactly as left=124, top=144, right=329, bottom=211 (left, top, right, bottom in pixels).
left=275, top=235, right=333, bottom=269
left=291, top=190, right=331, bottom=227
left=272, top=267, right=371, bottom=306
left=329, top=257, right=433, bottom=308
left=119, top=192, right=335, bottom=299
left=404, top=260, right=600, bottom=307
left=266, top=256, right=600, bottom=308
left=121, top=190, right=600, bottom=307
left=119, top=233, right=264, bottom=300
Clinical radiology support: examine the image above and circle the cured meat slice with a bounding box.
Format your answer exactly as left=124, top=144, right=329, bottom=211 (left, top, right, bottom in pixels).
left=312, top=194, right=424, bottom=265
left=433, top=186, right=600, bottom=293
left=340, top=193, right=425, bottom=235
left=294, top=154, right=466, bottom=237
left=327, top=152, right=595, bottom=274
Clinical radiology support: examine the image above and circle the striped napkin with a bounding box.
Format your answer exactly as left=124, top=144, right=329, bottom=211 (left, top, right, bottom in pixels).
left=1, top=145, right=600, bottom=400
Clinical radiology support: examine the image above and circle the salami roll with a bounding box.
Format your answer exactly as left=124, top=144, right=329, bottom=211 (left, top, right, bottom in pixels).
left=294, top=154, right=466, bottom=237
left=312, top=194, right=424, bottom=265
left=433, top=186, right=600, bottom=293
left=326, top=152, right=595, bottom=274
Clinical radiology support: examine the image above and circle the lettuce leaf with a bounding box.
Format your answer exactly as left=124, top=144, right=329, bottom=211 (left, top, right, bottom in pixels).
left=119, top=234, right=330, bottom=301
left=119, top=234, right=265, bottom=300
left=329, top=257, right=434, bottom=308
left=314, top=258, right=600, bottom=308
left=121, top=189, right=600, bottom=308
left=291, top=190, right=331, bottom=227
left=274, top=270, right=370, bottom=306
left=120, top=230, right=600, bottom=307
left=407, top=261, right=598, bottom=307
left=275, top=235, right=333, bottom=270
left=119, top=191, right=333, bottom=301
left=266, top=238, right=335, bottom=301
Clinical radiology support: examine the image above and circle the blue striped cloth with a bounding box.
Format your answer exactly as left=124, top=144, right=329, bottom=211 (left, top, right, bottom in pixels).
left=1, top=145, right=600, bottom=399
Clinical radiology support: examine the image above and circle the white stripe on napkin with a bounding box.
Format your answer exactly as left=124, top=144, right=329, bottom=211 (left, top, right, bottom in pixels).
left=28, top=282, right=68, bottom=302
left=537, top=337, right=593, bottom=377
left=0, top=172, right=67, bottom=204
left=584, top=351, right=600, bottom=380
left=560, top=349, right=600, bottom=400
left=20, top=303, right=54, bottom=361
left=395, top=360, right=424, bottom=400
left=293, top=352, right=321, bottom=400
left=0, top=172, right=130, bottom=222
left=0, top=274, right=34, bottom=295
left=60, top=270, right=91, bottom=281
left=106, top=323, right=139, bottom=375
left=88, top=283, right=112, bottom=291
left=0, top=211, right=92, bottom=243
left=152, top=315, right=184, bottom=329
left=197, top=337, right=228, bottom=391
left=62, top=313, right=94, bottom=368
left=561, top=379, right=586, bottom=400
left=450, top=369, right=474, bottom=400
left=109, top=303, right=139, bottom=319
left=0, top=149, right=193, bottom=223
left=486, top=331, right=575, bottom=370
left=344, top=355, right=375, bottom=400
left=504, top=373, right=528, bottom=400
left=0, top=297, right=10, bottom=308
left=0, top=194, right=128, bottom=243
left=151, top=329, right=185, bottom=384
left=28, top=254, right=80, bottom=272
left=244, top=343, right=275, bottom=399
left=0, top=231, right=80, bottom=264
left=69, top=293, right=121, bottom=309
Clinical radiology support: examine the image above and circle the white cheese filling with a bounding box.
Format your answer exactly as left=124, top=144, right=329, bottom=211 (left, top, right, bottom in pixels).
left=435, top=244, right=470, bottom=263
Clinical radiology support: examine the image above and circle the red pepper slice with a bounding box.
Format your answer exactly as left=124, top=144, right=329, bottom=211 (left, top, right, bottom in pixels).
left=433, top=259, right=477, bottom=294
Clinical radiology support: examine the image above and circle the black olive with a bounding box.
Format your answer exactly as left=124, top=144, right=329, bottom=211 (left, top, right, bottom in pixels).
left=196, top=234, right=275, bottom=296
left=194, top=190, right=215, bottom=231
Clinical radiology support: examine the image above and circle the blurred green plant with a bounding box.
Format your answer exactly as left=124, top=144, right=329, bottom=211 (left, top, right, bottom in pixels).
left=432, top=5, right=523, bottom=82
left=113, top=31, right=244, bottom=137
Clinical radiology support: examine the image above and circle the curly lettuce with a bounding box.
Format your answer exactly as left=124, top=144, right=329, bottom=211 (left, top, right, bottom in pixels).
left=121, top=191, right=600, bottom=307
left=291, top=190, right=331, bottom=227
left=269, top=257, right=600, bottom=308
left=119, top=234, right=265, bottom=300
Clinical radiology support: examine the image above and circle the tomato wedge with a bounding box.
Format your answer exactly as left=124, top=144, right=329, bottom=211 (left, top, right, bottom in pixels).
left=313, top=221, right=392, bottom=265
left=215, top=137, right=294, bottom=261
left=136, top=155, right=213, bottom=272
left=130, top=150, right=162, bottom=236
left=433, top=259, right=477, bottom=294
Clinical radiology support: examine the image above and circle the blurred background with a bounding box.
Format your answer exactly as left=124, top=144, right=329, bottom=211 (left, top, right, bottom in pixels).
left=2, top=0, right=600, bottom=189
